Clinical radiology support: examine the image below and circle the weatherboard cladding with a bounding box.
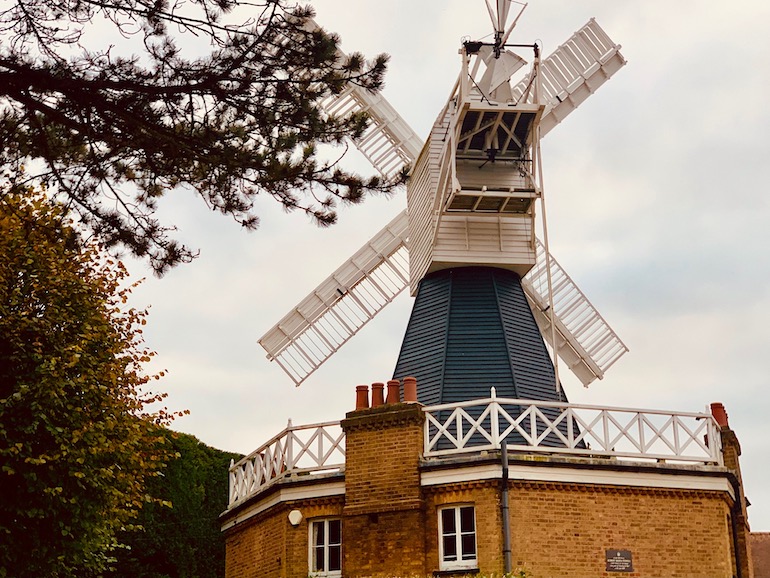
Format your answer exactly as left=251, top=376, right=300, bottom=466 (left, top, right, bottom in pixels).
left=393, top=267, right=570, bottom=448
left=392, top=274, right=451, bottom=404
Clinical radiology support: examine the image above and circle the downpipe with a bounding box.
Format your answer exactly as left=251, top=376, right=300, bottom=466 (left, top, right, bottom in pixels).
left=501, top=444, right=512, bottom=574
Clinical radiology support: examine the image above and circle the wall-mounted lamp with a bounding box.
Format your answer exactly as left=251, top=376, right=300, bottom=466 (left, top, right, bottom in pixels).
left=288, top=509, right=303, bottom=527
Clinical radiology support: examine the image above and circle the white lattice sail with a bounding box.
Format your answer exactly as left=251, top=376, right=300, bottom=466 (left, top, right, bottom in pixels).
left=516, top=18, right=626, bottom=138
left=322, top=87, right=423, bottom=180
left=259, top=211, right=410, bottom=385
left=522, top=240, right=628, bottom=386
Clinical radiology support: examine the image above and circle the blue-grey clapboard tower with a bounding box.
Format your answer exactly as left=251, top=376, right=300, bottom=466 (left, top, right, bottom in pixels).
left=393, top=267, right=566, bottom=405
left=258, top=5, right=628, bottom=394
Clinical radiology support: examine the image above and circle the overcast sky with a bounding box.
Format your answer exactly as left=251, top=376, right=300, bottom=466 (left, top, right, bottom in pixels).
left=126, top=1, right=770, bottom=530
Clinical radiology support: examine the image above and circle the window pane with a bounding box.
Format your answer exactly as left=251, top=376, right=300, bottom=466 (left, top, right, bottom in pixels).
left=460, top=506, right=475, bottom=533
left=329, top=545, right=341, bottom=571
left=461, top=534, right=476, bottom=559
left=443, top=535, right=457, bottom=561
left=313, top=521, right=325, bottom=547
left=313, top=546, right=324, bottom=572
left=329, top=520, right=341, bottom=545
left=441, top=509, right=456, bottom=534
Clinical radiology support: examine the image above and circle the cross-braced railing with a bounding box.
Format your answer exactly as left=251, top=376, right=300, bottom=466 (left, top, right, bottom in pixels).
left=228, top=420, right=345, bottom=508
left=424, top=389, right=723, bottom=465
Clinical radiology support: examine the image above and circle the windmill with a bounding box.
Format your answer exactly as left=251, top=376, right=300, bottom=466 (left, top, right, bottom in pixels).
left=259, top=2, right=628, bottom=403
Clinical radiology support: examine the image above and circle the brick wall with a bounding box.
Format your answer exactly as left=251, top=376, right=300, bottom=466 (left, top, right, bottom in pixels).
left=341, top=402, right=427, bottom=577
left=224, top=473, right=740, bottom=578
left=752, top=533, right=770, bottom=578
left=506, top=481, right=733, bottom=578
left=341, top=403, right=424, bottom=515
left=343, top=509, right=426, bottom=577
left=722, top=423, right=754, bottom=578
left=422, top=479, right=734, bottom=577
left=224, top=503, right=286, bottom=578
left=223, top=496, right=343, bottom=578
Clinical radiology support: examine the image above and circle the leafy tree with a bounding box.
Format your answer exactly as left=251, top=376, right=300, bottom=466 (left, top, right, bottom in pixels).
left=0, top=0, right=397, bottom=274
left=0, top=187, right=178, bottom=577
left=114, top=431, right=241, bottom=578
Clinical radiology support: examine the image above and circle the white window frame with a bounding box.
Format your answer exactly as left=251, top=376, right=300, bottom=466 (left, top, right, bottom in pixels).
left=438, top=504, right=478, bottom=571
left=308, top=518, right=342, bottom=577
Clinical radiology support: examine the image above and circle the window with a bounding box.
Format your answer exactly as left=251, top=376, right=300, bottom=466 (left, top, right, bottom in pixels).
left=438, top=505, right=477, bottom=570
left=309, top=519, right=341, bottom=576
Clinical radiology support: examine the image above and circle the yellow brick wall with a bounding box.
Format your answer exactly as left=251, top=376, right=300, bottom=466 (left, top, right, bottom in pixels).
left=223, top=496, right=343, bottom=578
left=423, top=479, right=734, bottom=578
left=342, top=403, right=427, bottom=577
left=343, top=510, right=426, bottom=577
left=225, top=479, right=735, bottom=578
left=342, top=404, right=424, bottom=515
left=722, top=425, right=754, bottom=578
left=224, top=504, right=285, bottom=578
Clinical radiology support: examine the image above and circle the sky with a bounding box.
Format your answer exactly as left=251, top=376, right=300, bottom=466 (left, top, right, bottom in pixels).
left=125, top=1, right=770, bottom=531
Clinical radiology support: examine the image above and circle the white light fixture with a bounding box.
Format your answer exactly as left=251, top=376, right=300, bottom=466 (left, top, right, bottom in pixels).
left=288, top=509, right=303, bottom=526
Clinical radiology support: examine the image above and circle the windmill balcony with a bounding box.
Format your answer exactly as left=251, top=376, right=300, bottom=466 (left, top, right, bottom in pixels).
left=225, top=391, right=725, bottom=511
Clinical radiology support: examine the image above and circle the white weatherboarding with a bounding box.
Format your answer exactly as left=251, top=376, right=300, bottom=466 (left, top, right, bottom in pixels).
left=260, top=2, right=629, bottom=388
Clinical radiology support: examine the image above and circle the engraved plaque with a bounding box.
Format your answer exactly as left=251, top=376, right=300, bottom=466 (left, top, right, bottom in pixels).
left=605, top=549, right=633, bottom=572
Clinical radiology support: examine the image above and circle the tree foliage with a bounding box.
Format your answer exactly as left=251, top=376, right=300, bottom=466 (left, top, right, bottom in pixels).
left=114, top=431, right=241, bottom=578
left=0, top=0, right=397, bottom=274
left=0, top=187, right=177, bottom=577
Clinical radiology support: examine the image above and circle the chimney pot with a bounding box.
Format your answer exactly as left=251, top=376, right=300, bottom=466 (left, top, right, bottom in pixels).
left=386, top=380, right=401, bottom=404
left=371, top=382, right=385, bottom=407
left=355, top=385, right=370, bottom=410
left=710, top=402, right=729, bottom=427
left=403, top=376, right=418, bottom=402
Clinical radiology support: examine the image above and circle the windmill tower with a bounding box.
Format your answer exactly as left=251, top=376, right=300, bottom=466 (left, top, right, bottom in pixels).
left=225, top=11, right=755, bottom=578
left=259, top=2, right=628, bottom=403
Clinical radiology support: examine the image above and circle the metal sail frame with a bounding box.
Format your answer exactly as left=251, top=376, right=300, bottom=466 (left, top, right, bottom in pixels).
left=259, top=17, right=627, bottom=387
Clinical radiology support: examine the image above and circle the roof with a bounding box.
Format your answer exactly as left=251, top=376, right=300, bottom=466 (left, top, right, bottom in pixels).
left=393, top=266, right=568, bottom=406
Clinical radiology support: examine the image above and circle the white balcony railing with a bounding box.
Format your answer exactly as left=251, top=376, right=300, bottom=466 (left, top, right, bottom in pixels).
left=228, top=420, right=345, bottom=508
left=228, top=394, right=723, bottom=508
left=423, top=389, right=723, bottom=466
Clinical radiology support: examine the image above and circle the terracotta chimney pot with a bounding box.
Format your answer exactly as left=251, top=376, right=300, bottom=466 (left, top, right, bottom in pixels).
left=710, top=402, right=729, bottom=427
left=403, top=376, right=418, bottom=402
left=355, top=385, right=370, bottom=410
left=371, top=382, right=385, bottom=407
left=386, top=380, right=401, bottom=404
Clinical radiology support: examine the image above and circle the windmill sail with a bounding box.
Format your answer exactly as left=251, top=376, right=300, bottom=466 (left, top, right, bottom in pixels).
left=260, top=19, right=627, bottom=387
left=522, top=240, right=628, bottom=386
left=259, top=211, right=409, bottom=386
left=520, top=18, right=626, bottom=138
left=322, top=86, right=422, bottom=180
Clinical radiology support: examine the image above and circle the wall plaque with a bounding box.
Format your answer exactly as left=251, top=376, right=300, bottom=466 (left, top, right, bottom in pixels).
left=605, top=549, right=633, bottom=573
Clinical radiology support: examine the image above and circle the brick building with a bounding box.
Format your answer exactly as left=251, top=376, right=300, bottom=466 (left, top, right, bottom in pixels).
left=220, top=379, right=754, bottom=578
